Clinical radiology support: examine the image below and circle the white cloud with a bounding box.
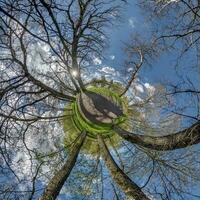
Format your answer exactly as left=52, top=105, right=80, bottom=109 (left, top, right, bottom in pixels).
left=134, top=96, right=143, bottom=102
left=144, top=83, right=155, bottom=94
left=128, top=17, right=136, bottom=28
left=100, top=35, right=106, bottom=40
left=160, top=0, right=179, bottom=10
left=93, top=57, right=102, bottom=65
left=41, top=43, right=50, bottom=52
left=110, top=55, right=115, bottom=60
left=10, top=121, right=64, bottom=183
left=27, top=42, right=51, bottom=73
left=109, top=10, right=119, bottom=18
left=116, top=71, right=120, bottom=77
left=12, top=149, right=33, bottom=179
left=135, top=84, right=144, bottom=93
left=166, top=0, right=179, bottom=3
left=0, top=62, right=5, bottom=71
left=99, top=66, right=116, bottom=74
left=127, top=67, right=133, bottom=72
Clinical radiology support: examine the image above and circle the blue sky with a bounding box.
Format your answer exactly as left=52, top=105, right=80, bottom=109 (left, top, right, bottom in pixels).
left=96, top=0, right=200, bottom=125
left=63, top=1, right=200, bottom=199
left=101, top=1, right=200, bottom=87
left=76, top=1, right=200, bottom=197
left=2, top=1, right=200, bottom=199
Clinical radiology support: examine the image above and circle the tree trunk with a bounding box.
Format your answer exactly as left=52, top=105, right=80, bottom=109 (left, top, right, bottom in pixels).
left=98, top=135, right=149, bottom=200
left=114, top=121, right=200, bottom=151
left=40, top=132, right=86, bottom=200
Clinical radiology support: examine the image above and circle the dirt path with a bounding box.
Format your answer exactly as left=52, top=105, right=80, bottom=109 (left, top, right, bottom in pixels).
left=78, top=91, right=123, bottom=124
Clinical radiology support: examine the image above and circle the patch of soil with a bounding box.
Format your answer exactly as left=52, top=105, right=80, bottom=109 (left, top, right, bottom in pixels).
left=78, top=91, right=123, bottom=124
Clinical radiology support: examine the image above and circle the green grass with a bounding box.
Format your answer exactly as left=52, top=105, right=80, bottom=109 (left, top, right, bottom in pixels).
left=62, top=82, right=130, bottom=154
left=72, top=86, right=128, bottom=137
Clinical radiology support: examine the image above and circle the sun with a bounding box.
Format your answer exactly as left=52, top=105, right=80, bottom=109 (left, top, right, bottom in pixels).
left=71, top=69, right=78, bottom=78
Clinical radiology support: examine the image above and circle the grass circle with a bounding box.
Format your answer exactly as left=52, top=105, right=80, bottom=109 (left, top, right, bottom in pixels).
left=63, top=81, right=129, bottom=154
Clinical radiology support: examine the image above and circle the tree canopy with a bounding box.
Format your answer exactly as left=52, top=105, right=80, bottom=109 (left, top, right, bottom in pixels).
left=0, top=0, right=200, bottom=199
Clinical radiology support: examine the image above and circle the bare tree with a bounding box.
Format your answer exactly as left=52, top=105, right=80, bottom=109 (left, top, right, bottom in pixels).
left=40, top=131, right=86, bottom=200
left=1, top=0, right=200, bottom=200
left=139, top=0, right=200, bottom=52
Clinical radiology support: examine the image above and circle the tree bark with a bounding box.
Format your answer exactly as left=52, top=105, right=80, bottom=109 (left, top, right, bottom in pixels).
left=98, top=135, right=149, bottom=200
left=114, top=121, right=200, bottom=151
left=40, top=132, right=86, bottom=200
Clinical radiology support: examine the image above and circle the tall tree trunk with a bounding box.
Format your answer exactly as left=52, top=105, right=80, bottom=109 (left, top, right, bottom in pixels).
left=114, top=121, right=200, bottom=151
left=40, top=132, right=86, bottom=200
left=98, top=135, right=149, bottom=200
